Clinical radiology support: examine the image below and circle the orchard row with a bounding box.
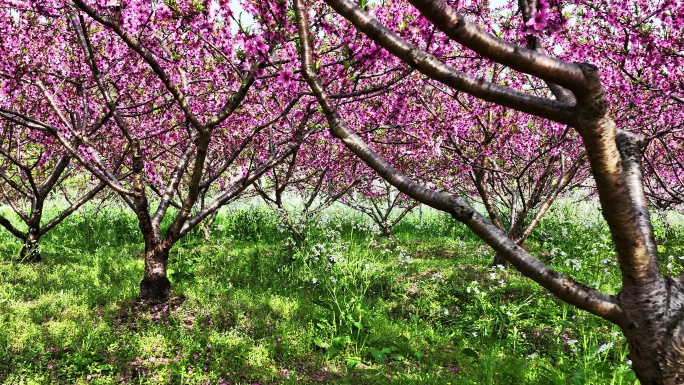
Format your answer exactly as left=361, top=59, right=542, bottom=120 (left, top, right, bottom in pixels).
left=0, top=1, right=682, bottom=381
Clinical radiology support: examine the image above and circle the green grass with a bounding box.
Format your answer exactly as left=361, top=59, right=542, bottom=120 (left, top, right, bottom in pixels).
left=1, top=200, right=682, bottom=384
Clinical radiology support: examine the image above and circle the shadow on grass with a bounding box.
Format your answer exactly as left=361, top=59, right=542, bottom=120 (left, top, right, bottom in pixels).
left=0, top=203, right=642, bottom=384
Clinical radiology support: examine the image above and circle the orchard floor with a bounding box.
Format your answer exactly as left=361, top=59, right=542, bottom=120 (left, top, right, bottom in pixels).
left=2, top=201, right=683, bottom=384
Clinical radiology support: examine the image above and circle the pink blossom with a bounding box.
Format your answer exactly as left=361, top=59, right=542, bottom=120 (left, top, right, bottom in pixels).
left=277, top=70, right=294, bottom=88
left=526, top=10, right=548, bottom=32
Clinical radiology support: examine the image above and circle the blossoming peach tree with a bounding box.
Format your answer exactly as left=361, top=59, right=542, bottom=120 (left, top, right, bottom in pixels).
left=1, top=0, right=683, bottom=381
left=0, top=0, right=321, bottom=301
left=0, top=121, right=106, bottom=262
left=406, top=70, right=589, bottom=265
left=293, top=0, right=684, bottom=382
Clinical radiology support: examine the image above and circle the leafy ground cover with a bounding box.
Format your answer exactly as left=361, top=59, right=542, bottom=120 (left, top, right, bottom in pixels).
left=1, top=200, right=683, bottom=384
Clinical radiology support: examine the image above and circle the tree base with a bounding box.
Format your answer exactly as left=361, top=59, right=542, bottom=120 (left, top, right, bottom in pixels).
left=139, top=275, right=171, bottom=303
left=19, top=244, right=41, bottom=263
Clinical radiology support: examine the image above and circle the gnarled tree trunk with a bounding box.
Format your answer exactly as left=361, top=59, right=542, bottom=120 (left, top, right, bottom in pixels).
left=19, top=228, right=41, bottom=263
left=293, top=1, right=684, bottom=381
left=21, top=197, right=44, bottom=263
left=380, top=221, right=392, bottom=237
left=139, top=242, right=171, bottom=302
left=619, top=277, right=684, bottom=383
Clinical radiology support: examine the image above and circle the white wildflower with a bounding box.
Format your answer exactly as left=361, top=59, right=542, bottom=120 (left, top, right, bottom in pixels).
left=597, top=342, right=613, bottom=353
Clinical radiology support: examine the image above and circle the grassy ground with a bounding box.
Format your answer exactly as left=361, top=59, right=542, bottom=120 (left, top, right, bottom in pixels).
left=1, top=200, right=683, bottom=384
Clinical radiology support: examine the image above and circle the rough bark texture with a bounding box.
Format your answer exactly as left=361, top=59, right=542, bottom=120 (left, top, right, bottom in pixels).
left=381, top=223, right=392, bottom=238
left=618, top=277, right=684, bottom=384
left=297, top=0, right=684, bottom=381
left=22, top=197, right=44, bottom=263
left=139, top=245, right=171, bottom=303
left=20, top=193, right=44, bottom=263
left=19, top=230, right=41, bottom=263
left=612, top=133, right=684, bottom=384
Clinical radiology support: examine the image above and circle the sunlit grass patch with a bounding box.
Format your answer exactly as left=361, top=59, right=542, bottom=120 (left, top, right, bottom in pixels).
left=1, top=200, right=680, bottom=383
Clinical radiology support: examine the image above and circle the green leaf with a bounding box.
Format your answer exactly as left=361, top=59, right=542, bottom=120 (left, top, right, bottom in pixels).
left=369, top=347, right=387, bottom=363
left=462, top=348, right=480, bottom=359
left=346, top=356, right=362, bottom=369
left=314, top=338, right=329, bottom=349
left=557, top=319, right=577, bottom=329
left=623, top=370, right=637, bottom=382
left=332, top=336, right=348, bottom=347
left=595, top=362, right=612, bottom=377
left=570, top=369, right=586, bottom=383
left=390, top=353, right=405, bottom=361
left=326, top=345, right=341, bottom=359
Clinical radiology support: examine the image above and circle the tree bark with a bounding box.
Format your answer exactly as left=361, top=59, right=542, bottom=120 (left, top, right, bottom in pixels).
left=619, top=276, right=684, bottom=384
left=21, top=196, right=44, bottom=263
left=381, top=221, right=392, bottom=237
left=139, top=243, right=171, bottom=303
left=296, top=1, right=684, bottom=381
left=19, top=228, right=41, bottom=263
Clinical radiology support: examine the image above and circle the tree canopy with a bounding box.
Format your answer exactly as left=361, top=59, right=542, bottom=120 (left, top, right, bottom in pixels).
left=1, top=0, right=683, bottom=382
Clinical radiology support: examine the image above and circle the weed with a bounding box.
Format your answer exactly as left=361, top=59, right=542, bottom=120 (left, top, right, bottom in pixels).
left=0, top=199, right=670, bottom=383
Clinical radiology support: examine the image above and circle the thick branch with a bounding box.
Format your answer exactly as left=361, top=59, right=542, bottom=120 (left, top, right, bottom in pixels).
left=407, top=0, right=586, bottom=93
left=0, top=215, right=27, bottom=240
left=321, top=0, right=578, bottom=126
left=40, top=181, right=107, bottom=235
left=616, top=131, right=658, bottom=265
left=151, top=143, right=194, bottom=232
left=295, top=0, right=624, bottom=326
left=574, top=66, right=660, bottom=289
left=37, top=155, right=71, bottom=197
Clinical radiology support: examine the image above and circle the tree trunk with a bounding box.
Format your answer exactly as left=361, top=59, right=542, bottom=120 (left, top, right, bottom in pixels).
left=22, top=196, right=44, bottom=263
left=198, top=211, right=219, bottom=241
left=279, top=209, right=306, bottom=246
left=19, top=229, right=41, bottom=263
left=491, top=233, right=524, bottom=268
left=381, top=221, right=392, bottom=237
left=139, top=244, right=171, bottom=302
left=620, top=278, right=684, bottom=384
